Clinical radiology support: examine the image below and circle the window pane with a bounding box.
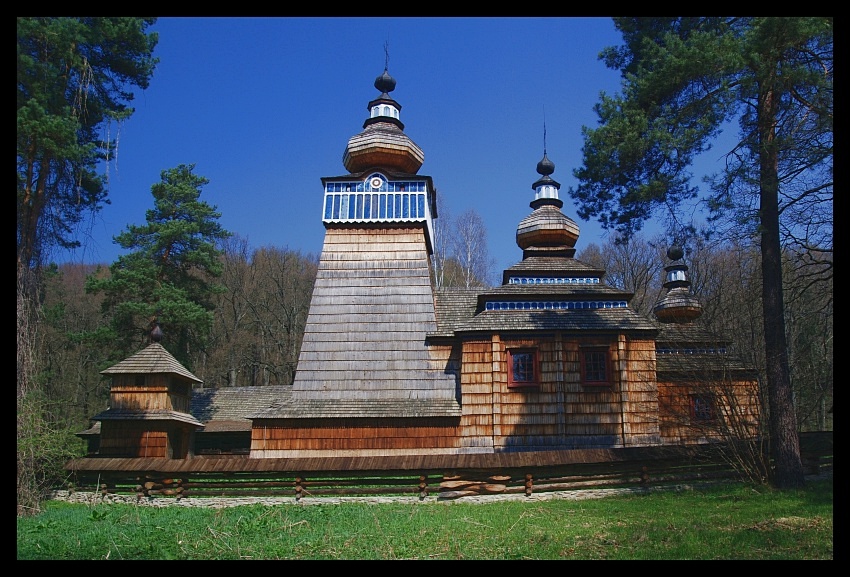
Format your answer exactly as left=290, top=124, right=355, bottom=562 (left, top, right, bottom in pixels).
left=511, top=352, right=535, bottom=382
left=584, top=351, right=607, bottom=382
left=692, top=396, right=715, bottom=421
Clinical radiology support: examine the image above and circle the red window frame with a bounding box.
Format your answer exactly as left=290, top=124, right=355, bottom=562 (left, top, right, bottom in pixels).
left=689, top=394, right=717, bottom=422
left=580, top=346, right=611, bottom=387
left=507, top=348, right=539, bottom=388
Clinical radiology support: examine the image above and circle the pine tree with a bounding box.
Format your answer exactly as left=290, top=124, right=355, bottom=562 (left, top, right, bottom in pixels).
left=86, top=164, right=231, bottom=367
left=568, top=17, right=832, bottom=489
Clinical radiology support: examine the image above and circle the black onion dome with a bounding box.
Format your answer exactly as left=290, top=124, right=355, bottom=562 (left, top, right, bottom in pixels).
left=530, top=150, right=561, bottom=197
left=374, top=69, right=396, bottom=96
left=151, top=323, right=163, bottom=343
left=536, top=152, right=555, bottom=177
left=667, top=245, right=684, bottom=261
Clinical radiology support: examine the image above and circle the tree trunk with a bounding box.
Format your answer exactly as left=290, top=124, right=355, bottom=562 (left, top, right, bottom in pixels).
left=758, top=82, right=805, bottom=489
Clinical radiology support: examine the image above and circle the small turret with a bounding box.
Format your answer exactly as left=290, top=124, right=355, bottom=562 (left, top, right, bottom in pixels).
left=515, top=137, right=579, bottom=257
left=342, top=62, right=424, bottom=174
left=653, top=245, right=703, bottom=323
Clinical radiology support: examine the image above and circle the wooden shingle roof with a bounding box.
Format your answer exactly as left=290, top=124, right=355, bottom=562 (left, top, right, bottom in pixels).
left=453, top=308, right=659, bottom=334
left=503, top=255, right=606, bottom=276
left=191, top=385, right=293, bottom=431
left=432, top=284, right=656, bottom=336
left=100, top=342, right=202, bottom=383
left=655, top=352, right=755, bottom=374
left=250, top=398, right=462, bottom=420
left=654, top=321, right=755, bottom=375
left=90, top=408, right=203, bottom=427
left=654, top=322, right=730, bottom=346
left=290, top=227, right=459, bottom=414
left=431, top=288, right=480, bottom=337
left=478, top=282, right=633, bottom=299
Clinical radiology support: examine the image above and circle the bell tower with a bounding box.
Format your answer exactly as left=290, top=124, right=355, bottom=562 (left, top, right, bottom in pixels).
left=285, top=63, right=459, bottom=421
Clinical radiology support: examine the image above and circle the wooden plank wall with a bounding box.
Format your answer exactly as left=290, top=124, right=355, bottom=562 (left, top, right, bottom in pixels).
left=458, top=339, right=495, bottom=451
left=99, top=422, right=169, bottom=459
left=110, top=383, right=168, bottom=411
left=656, top=376, right=761, bottom=444
left=460, top=333, right=660, bottom=451
left=618, top=336, right=661, bottom=446
left=109, top=374, right=189, bottom=413
left=250, top=418, right=463, bottom=458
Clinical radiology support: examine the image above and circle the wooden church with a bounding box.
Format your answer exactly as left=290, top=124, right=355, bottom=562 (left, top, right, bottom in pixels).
left=71, top=66, right=760, bottom=471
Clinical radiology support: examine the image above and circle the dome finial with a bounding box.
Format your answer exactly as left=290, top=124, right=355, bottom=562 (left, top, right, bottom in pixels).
left=667, top=244, right=684, bottom=261
left=374, top=41, right=396, bottom=95
left=536, top=108, right=555, bottom=177
left=543, top=106, right=547, bottom=155
left=383, top=38, right=389, bottom=72
left=150, top=321, right=163, bottom=343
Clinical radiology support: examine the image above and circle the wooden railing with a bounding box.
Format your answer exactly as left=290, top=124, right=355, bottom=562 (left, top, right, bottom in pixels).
left=63, top=432, right=832, bottom=502
left=64, top=460, right=769, bottom=501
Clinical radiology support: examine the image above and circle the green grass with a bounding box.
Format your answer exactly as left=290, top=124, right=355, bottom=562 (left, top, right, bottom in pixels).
left=17, top=478, right=832, bottom=560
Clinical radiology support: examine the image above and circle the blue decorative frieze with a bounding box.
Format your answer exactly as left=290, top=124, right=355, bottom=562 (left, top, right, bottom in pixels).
left=508, top=277, right=600, bottom=285
left=484, top=300, right=628, bottom=311
left=657, top=347, right=728, bottom=354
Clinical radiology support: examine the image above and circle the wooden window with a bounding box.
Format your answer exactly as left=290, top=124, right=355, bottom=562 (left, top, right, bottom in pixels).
left=690, top=394, right=716, bottom=422
left=508, top=348, right=539, bottom=388
left=581, top=347, right=610, bottom=387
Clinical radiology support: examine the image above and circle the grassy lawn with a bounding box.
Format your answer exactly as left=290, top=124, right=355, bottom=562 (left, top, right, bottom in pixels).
left=17, top=477, right=832, bottom=560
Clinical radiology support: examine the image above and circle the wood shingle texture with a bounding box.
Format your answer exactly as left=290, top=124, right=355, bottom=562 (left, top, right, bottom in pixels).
left=434, top=255, right=659, bottom=336
left=282, top=226, right=460, bottom=419
left=100, top=342, right=202, bottom=382
left=191, top=385, right=293, bottom=432
left=93, top=343, right=203, bottom=428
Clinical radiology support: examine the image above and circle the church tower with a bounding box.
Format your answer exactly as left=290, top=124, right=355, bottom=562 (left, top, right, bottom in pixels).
left=281, top=65, right=460, bottom=421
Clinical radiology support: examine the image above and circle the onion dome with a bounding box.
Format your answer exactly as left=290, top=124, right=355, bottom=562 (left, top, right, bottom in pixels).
left=516, top=149, right=580, bottom=252
left=536, top=151, right=555, bottom=177
left=150, top=322, right=163, bottom=343
left=342, top=67, right=424, bottom=174
left=374, top=68, right=396, bottom=95
left=653, top=245, right=703, bottom=323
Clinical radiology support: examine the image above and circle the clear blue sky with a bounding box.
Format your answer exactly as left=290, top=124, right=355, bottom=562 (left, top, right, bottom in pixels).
left=61, top=17, right=724, bottom=274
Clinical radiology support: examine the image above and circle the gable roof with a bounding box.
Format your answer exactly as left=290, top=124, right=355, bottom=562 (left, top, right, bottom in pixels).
left=100, top=342, right=202, bottom=383
left=432, top=282, right=658, bottom=336
left=654, top=321, right=755, bottom=375
left=90, top=408, right=204, bottom=427
left=191, top=385, right=293, bottom=431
